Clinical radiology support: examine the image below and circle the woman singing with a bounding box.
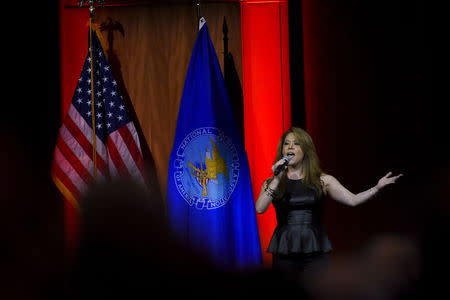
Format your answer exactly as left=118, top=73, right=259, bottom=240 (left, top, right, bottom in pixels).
left=255, top=127, right=402, bottom=279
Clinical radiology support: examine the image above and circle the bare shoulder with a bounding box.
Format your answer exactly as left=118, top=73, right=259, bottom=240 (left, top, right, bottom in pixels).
left=319, top=174, right=341, bottom=196
left=320, top=173, right=337, bottom=186
left=318, top=173, right=330, bottom=195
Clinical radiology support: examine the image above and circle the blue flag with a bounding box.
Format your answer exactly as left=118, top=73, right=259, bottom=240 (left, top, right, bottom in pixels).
left=167, top=20, right=262, bottom=271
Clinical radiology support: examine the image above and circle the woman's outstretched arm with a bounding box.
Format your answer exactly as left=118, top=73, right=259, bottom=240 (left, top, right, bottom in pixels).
left=321, top=172, right=403, bottom=207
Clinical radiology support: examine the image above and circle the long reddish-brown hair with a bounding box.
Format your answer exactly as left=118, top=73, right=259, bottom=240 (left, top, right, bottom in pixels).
left=269, top=127, right=324, bottom=197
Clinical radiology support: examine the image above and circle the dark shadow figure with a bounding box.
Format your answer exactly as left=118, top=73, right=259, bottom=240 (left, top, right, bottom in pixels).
left=99, top=19, right=163, bottom=207
left=66, top=179, right=307, bottom=299
left=223, top=17, right=244, bottom=144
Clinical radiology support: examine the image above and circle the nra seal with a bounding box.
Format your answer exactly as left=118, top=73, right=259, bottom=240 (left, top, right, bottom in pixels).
left=173, top=127, right=240, bottom=210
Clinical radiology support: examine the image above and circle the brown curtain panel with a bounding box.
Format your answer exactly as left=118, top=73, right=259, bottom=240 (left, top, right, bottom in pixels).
left=95, top=2, right=242, bottom=201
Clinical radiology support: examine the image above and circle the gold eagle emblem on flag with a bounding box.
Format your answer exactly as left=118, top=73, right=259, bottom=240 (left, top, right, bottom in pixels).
left=188, top=138, right=228, bottom=196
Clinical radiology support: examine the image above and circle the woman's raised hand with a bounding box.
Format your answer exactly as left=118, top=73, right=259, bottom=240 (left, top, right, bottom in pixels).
left=376, top=171, right=403, bottom=190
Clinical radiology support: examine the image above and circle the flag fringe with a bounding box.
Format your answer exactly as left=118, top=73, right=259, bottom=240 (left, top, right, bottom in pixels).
left=52, top=173, right=80, bottom=210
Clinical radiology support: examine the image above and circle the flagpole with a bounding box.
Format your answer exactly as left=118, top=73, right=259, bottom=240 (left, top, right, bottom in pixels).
left=196, top=0, right=201, bottom=27
left=196, top=0, right=206, bottom=31
left=88, top=9, right=98, bottom=178
left=79, top=0, right=104, bottom=179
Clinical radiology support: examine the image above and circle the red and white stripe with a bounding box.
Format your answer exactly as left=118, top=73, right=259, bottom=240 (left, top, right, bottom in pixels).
left=52, top=104, right=146, bottom=204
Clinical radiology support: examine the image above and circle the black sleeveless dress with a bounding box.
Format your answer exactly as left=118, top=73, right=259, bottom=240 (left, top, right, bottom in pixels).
left=268, top=178, right=332, bottom=256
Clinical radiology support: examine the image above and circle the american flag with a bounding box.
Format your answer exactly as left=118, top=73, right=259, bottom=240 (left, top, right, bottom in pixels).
left=52, top=30, right=146, bottom=208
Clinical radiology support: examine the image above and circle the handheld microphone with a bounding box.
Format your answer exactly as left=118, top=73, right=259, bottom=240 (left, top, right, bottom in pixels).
left=274, top=154, right=294, bottom=176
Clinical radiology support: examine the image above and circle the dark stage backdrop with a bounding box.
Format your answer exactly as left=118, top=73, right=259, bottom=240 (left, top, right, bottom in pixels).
left=296, top=0, right=445, bottom=250
left=293, top=0, right=446, bottom=298
left=3, top=0, right=446, bottom=299
left=2, top=1, right=64, bottom=299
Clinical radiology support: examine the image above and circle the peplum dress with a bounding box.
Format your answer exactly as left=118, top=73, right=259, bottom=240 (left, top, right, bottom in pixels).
left=267, top=178, right=332, bottom=255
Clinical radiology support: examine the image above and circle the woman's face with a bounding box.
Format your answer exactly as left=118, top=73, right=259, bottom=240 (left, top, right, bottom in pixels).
left=282, top=133, right=304, bottom=166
